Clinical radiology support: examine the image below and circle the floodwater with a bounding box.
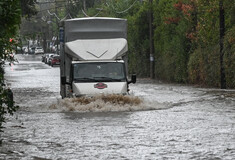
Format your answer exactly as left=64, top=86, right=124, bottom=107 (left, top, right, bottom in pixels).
left=1, top=54, right=235, bottom=160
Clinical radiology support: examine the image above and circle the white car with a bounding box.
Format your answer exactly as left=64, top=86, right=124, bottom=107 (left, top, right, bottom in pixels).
left=35, top=47, right=44, bottom=54
left=22, top=47, right=28, bottom=54
left=45, top=53, right=55, bottom=64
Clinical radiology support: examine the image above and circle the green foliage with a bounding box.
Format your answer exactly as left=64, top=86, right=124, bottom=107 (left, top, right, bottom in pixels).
left=0, top=1, right=21, bottom=40
left=20, top=0, right=37, bottom=18
left=195, top=0, right=220, bottom=46
left=64, top=0, right=103, bottom=18
left=224, top=26, right=235, bottom=88
left=0, top=0, right=21, bottom=133
left=153, top=0, right=192, bottom=82
left=126, top=2, right=150, bottom=77
left=188, top=45, right=220, bottom=87
left=186, top=0, right=221, bottom=86
left=187, top=0, right=235, bottom=88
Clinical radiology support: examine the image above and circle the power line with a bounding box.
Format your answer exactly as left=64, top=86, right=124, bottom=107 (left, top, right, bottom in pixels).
left=35, top=0, right=66, bottom=4
left=107, top=0, right=139, bottom=14
left=37, top=5, right=65, bottom=13
left=38, top=0, right=140, bottom=20
left=38, top=0, right=138, bottom=18
left=81, top=0, right=103, bottom=17
left=47, top=10, right=73, bottom=21
left=81, top=8, right=103, bottom=17
left=48, top=10, right=60, bottom=20
left=61, top=13, right=73, bottom=20
left=82, top=9, right=89, bottom=17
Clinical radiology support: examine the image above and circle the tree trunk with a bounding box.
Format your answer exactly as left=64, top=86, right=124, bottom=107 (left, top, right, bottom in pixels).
left=219, top=0, right=226, bottom=89
left=149, top=0, right=155, bottom=79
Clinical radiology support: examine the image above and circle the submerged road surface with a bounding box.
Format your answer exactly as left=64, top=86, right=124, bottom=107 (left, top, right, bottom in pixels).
left=1, top=54, right=235, bottom=160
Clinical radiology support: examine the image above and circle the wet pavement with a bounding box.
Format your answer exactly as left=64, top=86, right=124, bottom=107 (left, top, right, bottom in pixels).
left=1, top=54, right=235, bottom=160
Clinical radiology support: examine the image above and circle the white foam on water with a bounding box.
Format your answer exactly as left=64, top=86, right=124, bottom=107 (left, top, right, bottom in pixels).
left=48, top=95, right=170, bottom=113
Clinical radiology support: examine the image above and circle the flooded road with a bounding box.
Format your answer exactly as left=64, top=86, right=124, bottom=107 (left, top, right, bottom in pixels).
left=1, top=54, right=235, bottom=160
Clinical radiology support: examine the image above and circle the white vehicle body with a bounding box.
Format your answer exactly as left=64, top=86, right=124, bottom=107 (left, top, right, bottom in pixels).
left=60, top=17, right=136, bottom=98
left=22, top=46, right=28, bottom=53
left=35, top=47, right=44, bottom=54
left=71, top=60, right=128, bottom=97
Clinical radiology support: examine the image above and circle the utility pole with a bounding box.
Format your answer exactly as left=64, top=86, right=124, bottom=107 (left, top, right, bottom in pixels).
left=149, top=0, right=155, bottom=79
left=55, top=0, right=59, bottom=54
left=219, top=0, right=226, bottom=89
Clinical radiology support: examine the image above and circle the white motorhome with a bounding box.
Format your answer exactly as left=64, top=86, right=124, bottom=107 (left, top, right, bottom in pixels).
left=60, top=17, right=136, bottom=98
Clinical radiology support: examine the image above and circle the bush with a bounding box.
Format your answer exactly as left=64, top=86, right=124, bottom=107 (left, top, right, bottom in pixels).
left=188, top=45, right=220, bottom=87
left=0, top=0, right=21, bottom=133
left=224, top=26, right=235, bottom=88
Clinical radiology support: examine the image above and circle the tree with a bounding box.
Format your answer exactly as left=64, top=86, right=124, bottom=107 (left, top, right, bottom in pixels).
left=153, top=0, right=194, bottom=82
left=0, top=1, right=21, bottom=134
left=223, top=2, right=235, bottom=88
left=187, top=0, right=234, bottom=88
left=21, top=0, right=37, bottom=18
left=0, top=0, right=37, bottom=136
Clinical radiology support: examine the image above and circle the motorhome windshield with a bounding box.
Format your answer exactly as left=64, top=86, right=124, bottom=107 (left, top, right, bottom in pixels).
left=73, top=62, right=126, bottom=82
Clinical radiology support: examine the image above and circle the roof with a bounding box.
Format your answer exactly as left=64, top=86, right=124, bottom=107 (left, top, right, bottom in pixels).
left=65, top=17, right=125, bottom=22
left=63, top=17, right=127, bottom=41
left=65, top=38, right=128, bottom=61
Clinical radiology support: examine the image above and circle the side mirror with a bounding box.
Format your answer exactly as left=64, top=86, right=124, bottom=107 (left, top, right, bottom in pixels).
left=128, top=74, right=136, bottom=84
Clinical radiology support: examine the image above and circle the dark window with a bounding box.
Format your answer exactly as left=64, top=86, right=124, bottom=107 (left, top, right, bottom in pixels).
left=72, top=62, right=126, bottom=82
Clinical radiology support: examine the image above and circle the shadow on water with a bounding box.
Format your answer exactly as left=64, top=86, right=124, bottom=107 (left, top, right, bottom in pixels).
left=205, top=89, right=235, bottom=98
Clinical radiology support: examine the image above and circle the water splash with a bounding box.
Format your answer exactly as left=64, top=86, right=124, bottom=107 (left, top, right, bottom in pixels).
left=49, top=94, right=169, bottom=113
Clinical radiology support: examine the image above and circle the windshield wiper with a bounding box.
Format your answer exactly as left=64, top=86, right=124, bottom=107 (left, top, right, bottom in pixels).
left=74, top=77, right=95, bottom=82
left=93, top=77, right=123, bottom=82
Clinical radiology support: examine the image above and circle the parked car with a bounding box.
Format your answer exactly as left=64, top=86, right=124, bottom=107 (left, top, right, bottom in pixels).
left=48, top=54, right=59, bottom=66
left=35, top=47, right=44, bottom=54
left=45, top=53, right=55, bottom=64
left=41, top=53, right=47, bottom=62
left=22, top=46, right=28, bottom=54
left=29, top=47, right=35, bottom=54
left=50, top=55, right=60, bottom=67
left=48, top=55, right=54, bottom=65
